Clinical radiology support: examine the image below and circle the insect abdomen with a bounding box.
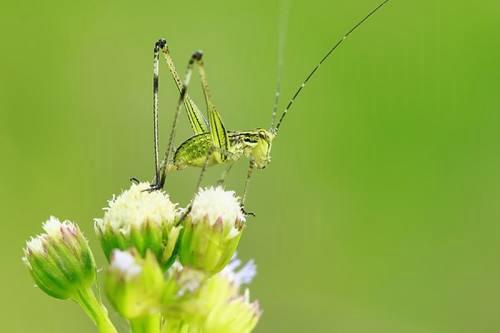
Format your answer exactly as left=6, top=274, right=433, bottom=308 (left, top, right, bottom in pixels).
left=172, top=133, right=214, bottom=169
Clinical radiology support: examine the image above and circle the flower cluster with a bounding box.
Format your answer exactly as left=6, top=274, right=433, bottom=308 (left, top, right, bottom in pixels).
left=23, top=183, right=261, bottom=333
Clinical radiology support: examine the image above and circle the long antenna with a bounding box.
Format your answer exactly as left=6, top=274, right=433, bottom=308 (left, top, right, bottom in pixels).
left=270, top=0, right=289, bottom=129
left=273, top=0, right=391, bottom=134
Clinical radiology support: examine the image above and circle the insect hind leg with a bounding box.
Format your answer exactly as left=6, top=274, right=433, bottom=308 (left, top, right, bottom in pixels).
left=162, top=43, right=208, bottom=135
left=129, top=39, right=165, bottom=187
left=149, top=50, right=202, bottom=191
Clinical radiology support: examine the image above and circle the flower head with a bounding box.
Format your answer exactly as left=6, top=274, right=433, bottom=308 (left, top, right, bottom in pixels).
left=23, top=216, right=96, bottom=300
left=178, top=186, right=246, bottom=274
left=190, top=186, right=246, bottom=232
left=161, top=256, right=261, bottom=332
left=202, top=256, right=261, bottom=333
left=105, top=249, right=165, bottom=319
left=95, top=182, right=180, bottom=269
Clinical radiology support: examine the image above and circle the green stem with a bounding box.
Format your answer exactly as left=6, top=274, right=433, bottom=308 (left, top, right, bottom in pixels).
left=130, top=314, right=161, bottom=333
left=73, top=288, right=118, bottom=333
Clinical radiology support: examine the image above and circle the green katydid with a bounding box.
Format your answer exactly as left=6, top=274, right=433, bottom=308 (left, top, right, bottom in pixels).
left=141, top=0, right=391, bottom=207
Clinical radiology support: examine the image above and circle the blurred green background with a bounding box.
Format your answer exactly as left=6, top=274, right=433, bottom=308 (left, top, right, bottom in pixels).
left=1, top=0, right=500, bottom=332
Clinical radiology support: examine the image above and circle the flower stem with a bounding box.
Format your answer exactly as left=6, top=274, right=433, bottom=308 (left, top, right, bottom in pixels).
left=73, top=288, right=118, bottom=333
left=130, top=314, right=161, bottom=333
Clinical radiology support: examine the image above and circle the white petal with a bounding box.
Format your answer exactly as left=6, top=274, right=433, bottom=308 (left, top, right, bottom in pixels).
left=26, top=236, right=45, bottom=254
left=101, top=182, right=178, bottom=233
left=42, top=216, right=62, bottom=237
left=110, top=250, right=142, bottom=277
left=190, top=186, right=245, bottom=226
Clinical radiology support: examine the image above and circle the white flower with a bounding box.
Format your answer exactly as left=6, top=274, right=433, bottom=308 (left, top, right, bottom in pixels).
left=178, top=187, right=247, bottom=273
left=95, top=182, right=177, bottom=234
left=94, top=182, right=181, bottom=268
left=190, top=186, right=245, bottom=226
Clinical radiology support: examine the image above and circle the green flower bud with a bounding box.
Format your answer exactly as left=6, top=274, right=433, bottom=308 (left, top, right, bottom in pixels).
left=95, top=182, right=180, bottom=269
left=178, top=186, right=246, bottom=274
left=161, top=262, right=208, bottom=319
left=23, top=216, right=96, bottom=300
left=200, top=258, right=261, bottom=333
left=105, top=249, right=164, bottom=319
left=162, top=257, right=261, bottom=333
left=203, top=287, right=260, bottom=333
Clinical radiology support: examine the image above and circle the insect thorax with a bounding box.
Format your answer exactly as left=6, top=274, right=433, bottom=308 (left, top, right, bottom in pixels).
left=228, top=129, right=274, bottom=169
left=171, top=129, right=274, bottom=171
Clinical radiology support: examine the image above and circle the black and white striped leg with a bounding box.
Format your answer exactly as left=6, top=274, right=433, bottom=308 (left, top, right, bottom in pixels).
left=152, top=39, right=165, bottom=184
left=130, top=38, right=166, bottom=186
left=149, top=51, right=203, bottom=191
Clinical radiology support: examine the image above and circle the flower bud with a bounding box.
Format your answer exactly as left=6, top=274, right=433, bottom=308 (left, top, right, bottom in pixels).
left=105, top=249, right=164, bottom=319
left=161, top=256, right=261, bottom=333
left=178, top=186, right=246, bottom=274
left=160, top=263, right=207, bottom=323
left=201, top=257, right=261, bottom=333
left=95, top=182, right=180, bottom=269
left=23, top=216, right=96, bottom=300
left=203, top=288, right=261, bottom=333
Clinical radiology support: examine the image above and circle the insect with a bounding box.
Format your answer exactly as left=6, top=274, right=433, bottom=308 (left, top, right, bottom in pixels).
left=140, top=0, right=391, bottom=208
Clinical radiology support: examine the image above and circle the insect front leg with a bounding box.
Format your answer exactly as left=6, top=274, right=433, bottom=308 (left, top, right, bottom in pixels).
left=149, top=51, right=202, bottom=191
left=194, top=146, right=236, bottom=191
left=241, top=160, right=256, bottom=217
left=216, top=164, right=234, bottom=186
